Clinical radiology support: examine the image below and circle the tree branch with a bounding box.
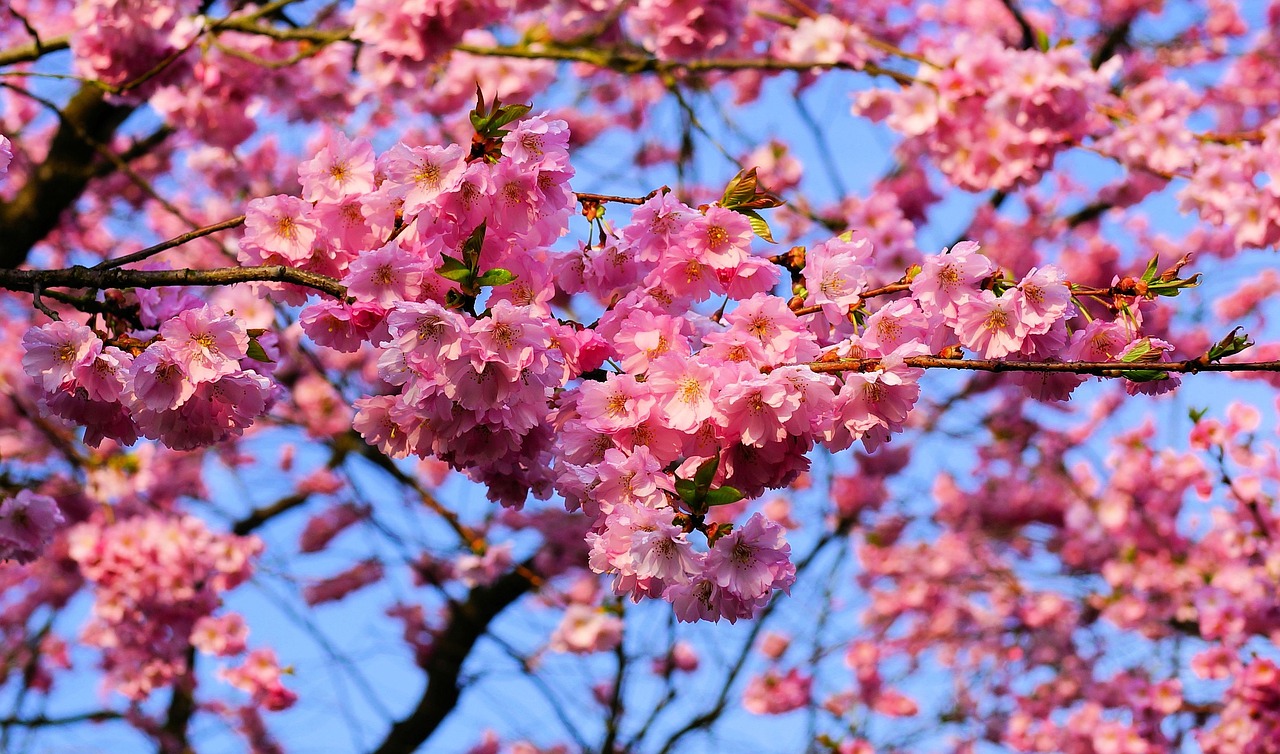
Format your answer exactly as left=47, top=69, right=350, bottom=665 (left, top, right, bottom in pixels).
left=0, top=264, right=347, bottom=299
left=368, top=561, right=538, bottom=754
left=805, top=355, right=1280, bottom=376
left=0, top=85, right=135, bottom=269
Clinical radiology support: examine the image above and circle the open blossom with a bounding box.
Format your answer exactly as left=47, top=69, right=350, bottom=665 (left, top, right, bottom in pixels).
left=220, top=649, right=297, bottom=711
left=578, top=375, right=655, bottom=434
left=298, top=131, right=377, bottom=203
left=158, top=305, right=250, bottom=383
left=242, top=194, right=321, bottom=263
left=0, top=491, right=65, bottom=564
left=1016, top=265, right=1074, bottom=333
left=22, top=321, right=101, bottom=393
left=704, top=513, right=795, bottom=601
left=502, top=113, right=570, bottom=168
left=681, top=206, right=752, bottom=268
left=804, top=233, right=871, bottom=325
left=646, top=354, right=719, bottom=432
left=911, top=240, right=994, bottom=318
left=382, top=143, right=466, bottom=216
left=743, top=668, right=812, bottom=715
left=717, top=372, right=802, bottom=448
left=954, top=289, right=1028, bottom=358
left=630, top=517, right=701, bottom=585
left=344, top=240, right=428, bottom=307
left=549, top=605, right=623, bottom=654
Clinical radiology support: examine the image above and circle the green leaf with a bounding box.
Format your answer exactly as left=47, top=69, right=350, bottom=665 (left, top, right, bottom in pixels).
left=1189, top=407, right=1208, bottom=423
left=1120, top=369, right=1169, bottom=383
left=488, top=104, right=532, bottom=132
left=694, top=455, right=719, bottom=491
left=1119, top=339, right=1154, bottom=363
left=674, top=478, right=698, bottom=505
left=1035, top=28, right=1051, bottom=52
left=740, top=208, right=776, bottom=244
left=462, top=222, right=487, bottom=271
left=1206, top=326, right=1254, bottom=362
left=703, top=486, right=744, bottom=507
left=1140, top=254, right=1161, bottom=283
left=245, top=337, right=274, bottom=363
left=1148, top=273, right=1202, bottom=297
left=474, top=268, right=516, bottom=287
left=438, top=255, right=473, bottom=283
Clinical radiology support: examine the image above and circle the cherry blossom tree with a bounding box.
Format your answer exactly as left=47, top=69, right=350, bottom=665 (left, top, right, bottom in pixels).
left=1, top=1, right=1279, bottom=753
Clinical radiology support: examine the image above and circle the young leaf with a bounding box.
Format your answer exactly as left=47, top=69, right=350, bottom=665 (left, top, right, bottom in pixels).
left=693, top=455, right=719, bottom=491
left=1120, top=369, right=1169, bottom=382
left=703, top=486, right=744, bottom=507
left=720, top=168, right=759, bottom=209
left=674, top=478, right=698, bottom=505
left=474, top=268, right=517, bottom=287
left=245, top=337, right=274, bottom=363
left=489, top=104, right=532, bottom=132
left=1140, top=254, right=1161, bottom=283
left=740, top=209, right=776, bottom=244
left=462, top=222, right=487, bottom=272
left=438, top=255, right=472, bottom=283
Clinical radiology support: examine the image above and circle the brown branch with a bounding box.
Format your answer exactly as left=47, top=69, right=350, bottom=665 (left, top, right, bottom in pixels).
left=454, top=44, right=918, bottom=85
left=998, top=0, right=1039, bottom=50
left=805, top=355, right=1280, bottom=376
left=96, top=215, right=247, bottom=270
left=368, top=561, right=539, bottom=754
left=0, top=85, right=135, bottom=269
left=0, top=710, right=122, bottom=728
left=0, top=35, right=70, bottom=67
left=0, top=264, right=347, bottom=299
left=574, top=189, right=661, bottom=207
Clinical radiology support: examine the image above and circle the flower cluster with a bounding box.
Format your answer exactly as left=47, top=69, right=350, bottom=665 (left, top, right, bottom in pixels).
left=0, top=490, right=65, bottom=564
left=71, top=0, right=198, bottom=93
left=855, top=39, right=1118, bottom=190
left=68, top=514, right=263, bottom=701
left=21, top=304, right=278, bottom=450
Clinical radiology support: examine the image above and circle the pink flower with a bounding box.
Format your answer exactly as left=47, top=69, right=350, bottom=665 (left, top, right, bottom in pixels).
left=743, top=668, right=812, bottom=715
left=0, top=490, right=65, bottom=564
left=190, top=613, right=249, bottom=657
left=128, top=343, right=194, bottom=410
left=646, top=354, right=719, bottom=432
left=577, top=375, right=655, bottom=434
left=910, top=240, right=994, bottom=318
left=953, top=289, right=1027, bottom=358
left=629, top=515, right=700, bottom=585
left=1016, top=265, right=1074, bottom=333
left=704, top=513, right=795, bottom=601
left=382, top=143, right=466, bottom=217
left=717, top=372, right=802, bottom=448
left=242, top=195, right=322, bottom=263
left=502, top=113, right=570, bottom=169
left=455, top=543, right=514, bottom=588
left=680, top=206, right=752, bottom=268
left=298, top=130, right=377, bottom=204
left=549, top=605, right=622, bottom=654
left=344, top=240, right=429, bottom=307
left=803, top=233, right=871, bottom=325
left=22, top=321, right=101, bottom=393
left=158, top=305, right=250, bottom=383
left=0, top=134, right=11, bottom=175
left=300, top=300, right=387, bottom=352
left=220, top=649, right=297, bottom=711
